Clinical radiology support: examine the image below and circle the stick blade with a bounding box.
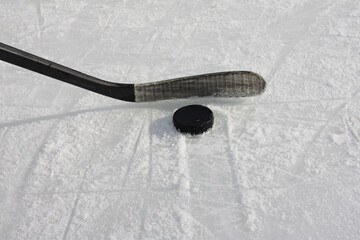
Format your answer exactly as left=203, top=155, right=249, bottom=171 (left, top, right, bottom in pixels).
left=134, top=71, right=266, bottom=102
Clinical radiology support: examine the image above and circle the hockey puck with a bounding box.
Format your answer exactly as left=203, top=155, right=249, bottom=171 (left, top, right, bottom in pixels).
left=173, top=105, right=214, bottom=135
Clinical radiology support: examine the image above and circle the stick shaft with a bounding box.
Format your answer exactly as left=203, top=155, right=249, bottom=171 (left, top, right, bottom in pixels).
left=0, top=42, right=135, bottom=101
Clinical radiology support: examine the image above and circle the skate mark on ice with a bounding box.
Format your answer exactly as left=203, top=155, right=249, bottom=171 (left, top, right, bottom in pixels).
left=341, top=86, right=360, bottom=144
left=350, top=87, right=360, bottom=99
left=62, top=119, right=122, bottom=240
left=248, top=8, right=266, bottom=66
left=191, top=178, right=239, bottom=189
left=223, top=111, right=250, bottom=231
left=61, top=167, right=90, bottom=240
left=137, top=110, right=153, bottom=240
left=27, top=186, right=175, bottom=196
left=124, top=1, right=180, bottom=82
left=206, top=0, right=225, bottom=56
left=0, top=118, right=59, bottom=237
left=15, top=4, right=90, bottom=41
left=272, top=163, right=311, bottom=185
left=0, top=82, right=87, bottom=237
left=137, top=204, right=149, bottom=240
left=61, top=192, right=81, bottom=240
left=293, top=102, right=348, bottom=175
left=0, top=128, right=8, bottom=144
left=267, top=0, right=335, bottom=82
left=164, top=0, right=199, bottom=70
left=344, top=113, right=360, bottom=144
left=35, top=0, right=44, bottom=40
left=121, top=120, right=147, bottom=187
left=194, top=204, right=238, bottom=219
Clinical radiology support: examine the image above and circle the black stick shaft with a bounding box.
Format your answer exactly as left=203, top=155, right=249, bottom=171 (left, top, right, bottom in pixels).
left=0, top=42, right=135, bottom=102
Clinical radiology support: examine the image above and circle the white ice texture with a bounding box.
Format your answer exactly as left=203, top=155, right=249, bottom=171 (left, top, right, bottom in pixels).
left=1, top=0, right=360, bottom=239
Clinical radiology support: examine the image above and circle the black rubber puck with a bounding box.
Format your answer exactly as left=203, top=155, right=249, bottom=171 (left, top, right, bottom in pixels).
left=173, top=105, right=214, bottom=135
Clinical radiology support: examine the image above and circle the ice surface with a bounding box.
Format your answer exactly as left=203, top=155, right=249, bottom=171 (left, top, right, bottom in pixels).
left=1, top=0, right=360, bottom=239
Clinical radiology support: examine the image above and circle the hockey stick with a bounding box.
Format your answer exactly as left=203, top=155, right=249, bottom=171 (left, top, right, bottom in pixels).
left=0, top=42, right=266, bottom=102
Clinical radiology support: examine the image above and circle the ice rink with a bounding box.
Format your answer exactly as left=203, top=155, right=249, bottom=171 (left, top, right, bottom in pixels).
left=1, top=0, right=360, bottom=239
